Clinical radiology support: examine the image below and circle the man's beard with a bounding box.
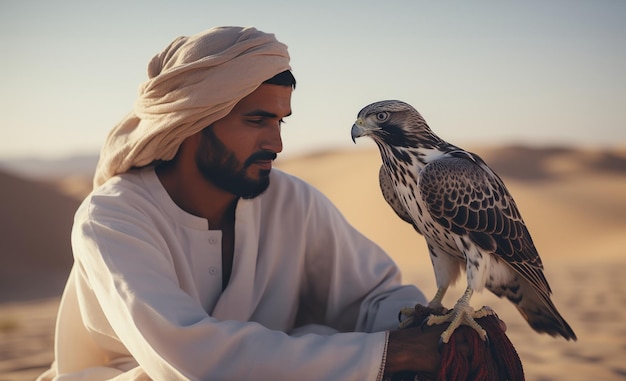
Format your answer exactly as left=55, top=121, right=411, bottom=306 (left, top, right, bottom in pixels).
left=196, top=127, right=276, bottom=199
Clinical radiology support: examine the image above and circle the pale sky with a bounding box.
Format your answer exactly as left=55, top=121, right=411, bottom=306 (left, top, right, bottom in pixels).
left=1, top=0, right=624, bottom=160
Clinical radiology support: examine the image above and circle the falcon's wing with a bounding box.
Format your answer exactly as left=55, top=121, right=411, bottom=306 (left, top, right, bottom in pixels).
left=379, top=165, right=421, bottom=234
left=419, top=152, right=551, bottom=297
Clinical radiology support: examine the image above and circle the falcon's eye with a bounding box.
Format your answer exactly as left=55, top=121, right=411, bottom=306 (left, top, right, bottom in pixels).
left=375, top=112, right=389, bottom=122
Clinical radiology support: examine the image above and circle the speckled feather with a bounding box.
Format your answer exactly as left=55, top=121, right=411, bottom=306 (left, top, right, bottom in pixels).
left=352, top=100, right=576, bottom=340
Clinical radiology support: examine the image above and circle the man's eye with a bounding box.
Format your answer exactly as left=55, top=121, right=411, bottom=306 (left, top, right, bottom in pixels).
left=246, top=118, right=286, bottom=126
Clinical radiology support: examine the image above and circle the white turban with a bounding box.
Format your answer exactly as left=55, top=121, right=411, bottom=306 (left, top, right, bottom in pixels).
left=93, top=26, right=291, bottom=188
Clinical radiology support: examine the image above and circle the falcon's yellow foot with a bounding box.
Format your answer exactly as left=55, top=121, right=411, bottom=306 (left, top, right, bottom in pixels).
left=398, top=287, right=450, bottom=329
left=427, top=303, right=494, bottom=343
left=398, top=306, right=418, bottom=329
left=398, top=304, right=448, bottom=329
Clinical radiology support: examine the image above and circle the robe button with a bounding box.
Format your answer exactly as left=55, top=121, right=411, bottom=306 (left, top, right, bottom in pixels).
left=209, top=266, right=219, bottom=275
left=208, top=236, right=218, bottom=244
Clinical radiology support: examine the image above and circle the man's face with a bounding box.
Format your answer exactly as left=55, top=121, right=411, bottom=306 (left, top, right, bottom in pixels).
left=195, top=83, right=292, bottom=199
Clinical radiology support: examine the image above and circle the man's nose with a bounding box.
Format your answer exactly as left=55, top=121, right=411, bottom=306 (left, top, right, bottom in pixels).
left=260, top=123, right=283, bottom=153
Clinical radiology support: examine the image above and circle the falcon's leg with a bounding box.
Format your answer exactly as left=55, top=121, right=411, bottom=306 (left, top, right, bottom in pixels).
left=427, top=286, right=448, bottom=311
left=398, top=286, right=448, bottom=328
left=427, top=287, right=494, bottom=343
left=399, top=248, right=462, bottom=328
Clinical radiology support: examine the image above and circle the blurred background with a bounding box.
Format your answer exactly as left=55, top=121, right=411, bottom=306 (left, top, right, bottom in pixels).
left=1, top=1, right=625, bottom=380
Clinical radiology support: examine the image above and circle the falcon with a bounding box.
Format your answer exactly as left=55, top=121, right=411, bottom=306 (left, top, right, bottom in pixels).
left=351, top=100, right=576, bottom=343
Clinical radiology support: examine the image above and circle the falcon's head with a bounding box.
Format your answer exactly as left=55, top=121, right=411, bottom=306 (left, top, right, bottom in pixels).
left=351, top=100, right=438, bottom=149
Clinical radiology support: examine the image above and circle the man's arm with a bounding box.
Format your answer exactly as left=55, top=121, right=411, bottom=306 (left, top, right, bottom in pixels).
left=69, top=197, right=388, bottom=380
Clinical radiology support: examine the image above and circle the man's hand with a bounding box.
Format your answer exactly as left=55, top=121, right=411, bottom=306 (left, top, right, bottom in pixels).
left=384, top=321, right=460, bottom=377
left=383, top=305, right=507, bottom=378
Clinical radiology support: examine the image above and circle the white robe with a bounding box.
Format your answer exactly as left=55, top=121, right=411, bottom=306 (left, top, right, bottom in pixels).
left=39, top=167, right=426, bottom=381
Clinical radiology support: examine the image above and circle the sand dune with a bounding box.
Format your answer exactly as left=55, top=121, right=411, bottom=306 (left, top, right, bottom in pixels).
left=0, top=171, right=76, bottom=303
left=1, top=145, right=625, bottom=380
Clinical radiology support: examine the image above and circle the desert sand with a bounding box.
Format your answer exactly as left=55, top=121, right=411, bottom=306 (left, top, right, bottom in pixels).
left=1, top=145, right=625, bottom=380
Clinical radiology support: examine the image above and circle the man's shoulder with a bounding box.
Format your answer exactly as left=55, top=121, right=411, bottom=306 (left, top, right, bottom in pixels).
left=92, top=168, right=153, bottom=199
left=75, top=166, right=208, bottom=237
left=78, top=167, right=160, bottom=218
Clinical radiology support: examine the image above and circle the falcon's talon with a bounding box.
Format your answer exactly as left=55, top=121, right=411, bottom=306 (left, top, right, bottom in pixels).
left=427, top=301, right=445, bottom=311
left=398, top=306, right=417, bottom=328
left=474, top=305, right=496, bottom=319
left=399, top=306, right=416, bottom=317
left=426, top=289, right=489, bottom=343
left=437, top=336, right=445, bottom=352
left=398, top=316, right=414, bottom=329
left=438, top=305, right=488, bottom=343
left=426, top=310, right=453, bottom=325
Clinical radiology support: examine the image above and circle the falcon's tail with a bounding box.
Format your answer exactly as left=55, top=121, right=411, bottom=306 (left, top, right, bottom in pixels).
left=512, top=280, right=577, bottom=341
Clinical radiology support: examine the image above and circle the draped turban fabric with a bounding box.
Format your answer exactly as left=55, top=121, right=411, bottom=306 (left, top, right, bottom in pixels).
left=93, top=26, right=291, bottom=188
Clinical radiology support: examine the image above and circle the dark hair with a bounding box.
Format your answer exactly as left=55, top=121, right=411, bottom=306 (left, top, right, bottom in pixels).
left=263, top=70, right=296, bottom=89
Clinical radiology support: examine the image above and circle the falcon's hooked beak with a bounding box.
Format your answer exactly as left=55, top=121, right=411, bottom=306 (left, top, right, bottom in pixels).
left=351, top=118, right=370, bottom=143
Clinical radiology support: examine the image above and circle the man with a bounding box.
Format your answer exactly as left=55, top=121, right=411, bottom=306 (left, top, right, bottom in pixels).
left=39, top=26, right=450, bottom=381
